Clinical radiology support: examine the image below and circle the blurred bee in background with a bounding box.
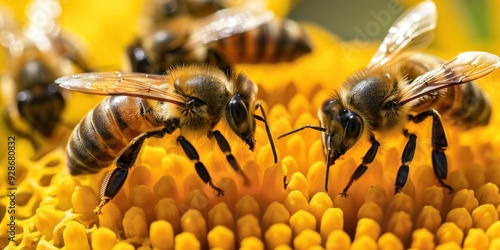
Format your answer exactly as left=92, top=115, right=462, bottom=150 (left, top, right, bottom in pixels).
left=56, top=64, right=278, bottom=214
left=0, top=0, right=90, bottom=158
left=125, top=0, right=312, bottom=74
left=279, top=1, right=500, bottom=196
left=139, top=0, right=273, bottom=24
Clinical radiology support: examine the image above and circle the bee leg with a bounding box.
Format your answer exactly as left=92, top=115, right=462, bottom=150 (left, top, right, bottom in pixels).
left=177, top=135, right=225, bottom=196
left=408, top=109, right=454, bottom=194
left=340, top=136, right=380, bottom=197
left=212, top=130, right=250, bottom=185
left=95, top=128, right=171, bottom=214
left=395, top=130, right=417, bottom=193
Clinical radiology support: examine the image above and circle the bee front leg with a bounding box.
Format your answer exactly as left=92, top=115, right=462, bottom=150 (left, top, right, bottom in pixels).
left=408, top=109, right=454, bottom=194
left=177, top=135, right=225, bottom=196
left=95, top=128, right=171, bottom=214
left=211, top=130, right=250, bottom=185
left=395, top=130, right=417, bottom=193
left=340, top=136, right=380, bottom=197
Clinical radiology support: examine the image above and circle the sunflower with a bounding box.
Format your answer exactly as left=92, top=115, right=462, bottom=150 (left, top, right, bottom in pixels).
left=1, top=0, right=500, bottom=249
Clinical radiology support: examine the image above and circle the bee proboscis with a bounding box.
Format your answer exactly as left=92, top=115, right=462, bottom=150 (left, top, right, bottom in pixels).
left=279, top=1, right=500, bottom=196
left=56, top=65, right=278, bottom=214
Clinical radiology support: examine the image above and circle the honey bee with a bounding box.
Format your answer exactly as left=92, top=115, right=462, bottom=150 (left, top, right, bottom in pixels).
left=139, top=0, right=273, bottom=31
left=55, top=64, right=278, bottom=214
left=279, top=1, right=500, bottom=196
left=126, top=2, right=312, bottom=74
left=0, top=0, right=89, bottom=158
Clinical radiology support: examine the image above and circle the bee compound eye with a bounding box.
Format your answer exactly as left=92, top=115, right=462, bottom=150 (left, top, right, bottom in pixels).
left=343, top=110, right=363, bottom=141
left=229, top=96, right=248, bottom=125
left=227, top=95, right=253, bottom=142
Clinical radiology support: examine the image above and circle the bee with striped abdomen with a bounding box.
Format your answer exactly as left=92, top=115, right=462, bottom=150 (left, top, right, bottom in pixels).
left=56, top=64, right=277, bottom=214
left=126, top=2, right=312, bottom=74
left=0, top=0, right=89, bottom=158
left=279, top=1, right=500, bottom=196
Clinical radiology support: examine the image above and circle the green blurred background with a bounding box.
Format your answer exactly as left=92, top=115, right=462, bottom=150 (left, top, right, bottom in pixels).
left=289, top=0, right=491, bottom=41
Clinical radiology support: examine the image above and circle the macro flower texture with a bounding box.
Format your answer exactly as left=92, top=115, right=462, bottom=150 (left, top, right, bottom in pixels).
left=1, top=0, right=500, bottom=249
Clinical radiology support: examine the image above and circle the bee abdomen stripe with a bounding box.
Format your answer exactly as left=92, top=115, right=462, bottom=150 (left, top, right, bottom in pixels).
left=92, top=100, right=129, bottom=150
left=67, top=124, right=113, bottom=175
left=438, top=83, right=491, bottom=129
left=66, top=147, right=101, bottom=175
left=79, top=110, right=117, bottom=162
left=109, top=97, right=130, bottom=131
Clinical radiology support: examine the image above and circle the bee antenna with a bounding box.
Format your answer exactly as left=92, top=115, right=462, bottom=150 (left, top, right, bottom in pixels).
left=277, top=125, right=326, bottom=139
left=324, top=134, right=333, bottom=192
left=254, top=102, right=278, bottom=164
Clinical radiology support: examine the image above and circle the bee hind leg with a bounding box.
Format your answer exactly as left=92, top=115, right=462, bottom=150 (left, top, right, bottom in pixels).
left=177, top=135, right=224, bottom=196
left=395, top=130, right=417, bottom=193
left=408, top=109, right=454, bottom=194
left=94, top=128, right=171, bottom=214
left=340, top=136, right=380, bottom=197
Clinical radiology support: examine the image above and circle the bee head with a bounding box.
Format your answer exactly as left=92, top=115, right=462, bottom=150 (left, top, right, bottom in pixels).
left=226, top=73, right=258, bottom=150
left=319, top=98, right=364, bottom=165
left=140, top=16, right=203, bottom=72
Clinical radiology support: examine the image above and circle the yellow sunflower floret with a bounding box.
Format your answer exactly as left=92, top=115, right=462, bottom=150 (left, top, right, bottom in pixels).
left=2, top=0, right=500, bottom=249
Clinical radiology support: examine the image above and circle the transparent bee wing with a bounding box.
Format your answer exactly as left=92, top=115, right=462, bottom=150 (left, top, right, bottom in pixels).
left=398, top=52, right=500, bottom=105
left=182, top=6, right=274, bottom=50
left=56, top=72, right=186, bottom=106
left=216, top=0, right=267, bottom=10
left=367, top=1, right=436, bottom=68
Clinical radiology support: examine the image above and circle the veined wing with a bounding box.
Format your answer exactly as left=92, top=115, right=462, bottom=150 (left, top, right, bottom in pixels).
left=367, top=1, right=436, bottom=68
left=398, top=52, right=500, bottom=106
left=56, top=72, right=186, bottom=106
left=182, top=6, right=274, bottom=50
